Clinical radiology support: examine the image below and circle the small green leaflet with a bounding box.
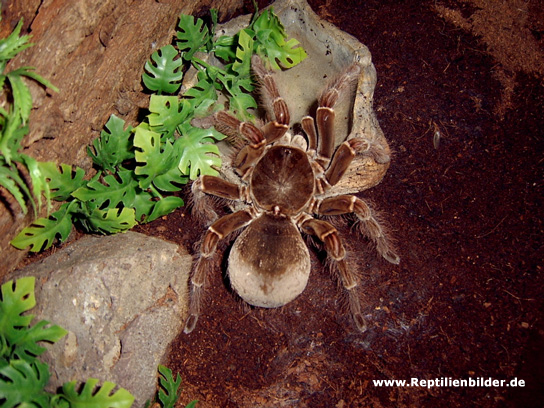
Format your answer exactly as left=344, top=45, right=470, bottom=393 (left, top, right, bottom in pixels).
left=230, top=29, right=254, bottom=83
left=0, top=164, right=31, bottom=214
left=251, top=9, right=307, bottom=69
left=142, top=45, right=183, bottom=94
left=87, top=114, right=134, bottom=172
left=156, top=365, right=198, bottom=408
left=0, top=110, right=27, bottom=165
left=183, top=68, right=220, bottom=118
left=176, top=15, right=210, bottom=61
left=72, top=170, right=137, bottom=210
left=54, top=378, right=134, bottom=408
left=80, top=206, right=138, bottom=235
left=212, top=34, right=236, bottom=61
left=0, top=20, right=34, bottom=64
left=0, top=277, right=67, bottom=361
left=20, top=154, right=50, bottom=214
left=177, top=124, right=225, bottom=180
left=157, top=365, right=182, bottom=408
left=148, top=95, right=190, bottom=140
left=0, top=359, right=51, bottom=408
left=6, top=73, right=32, bottom=124
left=0, top=277, right=37, bottom=340
left=10, top=202, right=74, bottom=252
left=146, top=196, right=184, bottom=223
left=134, top=126, right=183, bottom=189
left=38, top=162, right=86, bottom=202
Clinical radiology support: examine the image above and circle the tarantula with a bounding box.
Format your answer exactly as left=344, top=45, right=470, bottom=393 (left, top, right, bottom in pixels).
left=184, top=56, right=399, bottom=334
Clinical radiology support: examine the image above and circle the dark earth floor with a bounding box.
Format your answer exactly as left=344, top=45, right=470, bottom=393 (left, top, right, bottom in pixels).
left=149, top=0, right=544, bottom=407
left=18, top=0, right=544, bottom=407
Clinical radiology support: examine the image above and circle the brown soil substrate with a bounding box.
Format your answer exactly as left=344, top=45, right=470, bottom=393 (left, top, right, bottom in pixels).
left=16, top=0, right=544, bottom=406
left=157, top=0, right=544, bottom=406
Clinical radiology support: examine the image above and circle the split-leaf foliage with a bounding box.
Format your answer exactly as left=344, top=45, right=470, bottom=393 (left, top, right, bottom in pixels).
left=9, top=8, right=306, bottom=252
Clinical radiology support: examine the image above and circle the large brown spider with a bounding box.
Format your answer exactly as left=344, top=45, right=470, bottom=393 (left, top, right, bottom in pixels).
left=184, top=56, right=399, bottom=333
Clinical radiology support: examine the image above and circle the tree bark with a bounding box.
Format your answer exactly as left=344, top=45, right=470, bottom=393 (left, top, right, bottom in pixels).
left=0, top=0, right=243, bottom=276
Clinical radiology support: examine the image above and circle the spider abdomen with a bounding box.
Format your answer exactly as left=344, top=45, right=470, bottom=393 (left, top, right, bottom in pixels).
left=228, top=213, right=311, bottom=308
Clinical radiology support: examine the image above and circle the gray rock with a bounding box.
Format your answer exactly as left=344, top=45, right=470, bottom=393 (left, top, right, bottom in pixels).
left=9, top=231, right=190, bottom=406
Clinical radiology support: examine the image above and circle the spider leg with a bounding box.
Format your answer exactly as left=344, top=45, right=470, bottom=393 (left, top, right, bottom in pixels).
left=184, top=209, right=254, bottom=334
left=191, top=175, right=248, bottom=224
left=324, top=139, right=358, bottom=186
left=197, top=175, right=247, bottom=200
left=348, top=136, right=391, bottom=164
left=251, top=55, right=290, bottom=143
left=302, top=63, right=362, bottom=167
left=316, top=195, right=400, bottom=264
left=299, top=217, right=367, bottom=332
left=214, top=111, right=266, bottom=177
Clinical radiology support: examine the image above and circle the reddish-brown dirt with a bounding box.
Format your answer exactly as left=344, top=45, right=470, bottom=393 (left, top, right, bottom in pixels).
left=16, top=0, right=544, bottom=407
left=158, top=0, right=544, bottom=406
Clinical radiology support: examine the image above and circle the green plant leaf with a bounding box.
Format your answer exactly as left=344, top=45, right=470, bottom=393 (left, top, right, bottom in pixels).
left=176, top=125, right=225, bottom=180
left=226, top=81, right=257, bottom=121
left=0, top=110, right=27, bottom=165
left=0, top=20, right=33, bottom=65
left=130, top=190, right=155, bottom=220
left=148, top=95, right=190, bottom=140
left=157, top=365, right=181, bottom=408
left=145, top=196, right=184, bottom=223
left=7, top=73, right=33, bottom=124
left=56, top=378, right=134, bottom=408
left=0, top=358, right=51, bottom=408
left=176, top=15, right=209, bottom=62
left=80, top=207, right=137, bottom=235
left=142, top=45, right=183, bottom=94
left=155, top=365, right=198, bottom=408
left=152, top=166, right=187, bottom=192
left=72, top=170, right=139, bottom=210
left=0, top=112, right=44, bottom=216
left=251, top=9, right=307, bottom=69
left=230, top=29, right=254, bottom=81
left=8, top=66, right=59, bottom=93
left=212, top=35, right=236, bottom=62
left=10, top=202, right=74, bottom=252
left=88, top=114, right=134, bottom=172
left=10, top=319, right=68, bottom=362
left=38, top=162, right=86, bottom=202
left=0, top=277, right=36, bottom=342
left=20, top=154, right=49, bottom=214
left=182, top=69, right=219, bottom=118
left=134, top=126, right=182, bottom=190
left=0, top=164, right=30, bottom=214
left=0, top=277, right=67, bottom=361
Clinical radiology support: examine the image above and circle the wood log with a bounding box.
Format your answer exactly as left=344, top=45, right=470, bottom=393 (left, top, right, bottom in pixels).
left=0, top=0, right=243, bottom=276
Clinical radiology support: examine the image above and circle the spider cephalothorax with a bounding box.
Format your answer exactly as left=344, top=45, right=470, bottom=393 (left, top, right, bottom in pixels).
left=184, top=56, right=399, bottom=333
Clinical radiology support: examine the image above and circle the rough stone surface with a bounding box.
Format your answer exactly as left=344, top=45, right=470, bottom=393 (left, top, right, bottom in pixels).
left=8, top=232, right=191, bottom=406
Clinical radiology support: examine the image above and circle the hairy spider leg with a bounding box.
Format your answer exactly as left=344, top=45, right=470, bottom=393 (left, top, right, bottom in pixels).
left=213, top=111, right=267, bottom=178
left=184, top=209, right=254, bottom=334
left=299, top=217, right=367, bottom=331
left=251, top=55, right=290, bottom=143
left=191, top=175, right=247, bottom=224
left=316, top=195, right=400, bottom=265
